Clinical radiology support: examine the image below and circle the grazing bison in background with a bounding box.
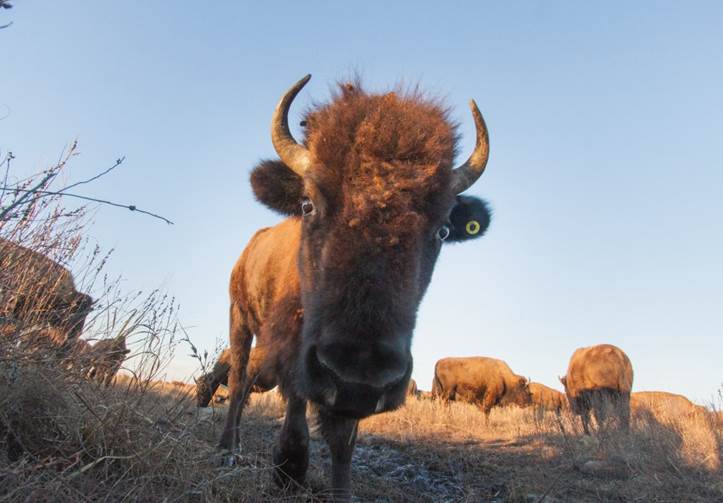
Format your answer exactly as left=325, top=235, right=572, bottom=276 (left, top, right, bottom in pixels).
left=528, top=382, right=566, bottom=415
left=560, top=344, right=633, bottom=435
left=0, top=238, right=93, bottom=350
left=64, top=335, right=128, bottom=385
left=82, top=334, right=130, bottom=386
left=220, top=75, right=493, bottom=499
left=631, top=391, right=705, bottom=420
left=432, top=357, right=531, bottom=417
left=196, top=345, right=277, bottom=407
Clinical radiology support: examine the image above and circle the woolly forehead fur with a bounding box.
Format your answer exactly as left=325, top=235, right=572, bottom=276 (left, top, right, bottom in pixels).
left=300, top=82, right=460, bottom=222
left=303, top=82, right=459, bottom=168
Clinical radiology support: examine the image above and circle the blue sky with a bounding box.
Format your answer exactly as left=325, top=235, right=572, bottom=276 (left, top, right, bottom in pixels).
left=2, top=2, right=722, bottom=403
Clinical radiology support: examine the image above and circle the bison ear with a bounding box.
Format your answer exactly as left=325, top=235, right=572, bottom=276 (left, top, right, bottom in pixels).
left=446, top=196, right=492, bottom=243
left=250, top=159, right=304, bottom=216
left=74, top=292, right=94, bottom=314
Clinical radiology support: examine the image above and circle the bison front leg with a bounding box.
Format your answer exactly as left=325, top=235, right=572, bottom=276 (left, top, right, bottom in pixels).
left=218, top=303, right=253, bottom=452
left=319, top=411, right=358, bottom=501
left=619, top=392, right=631, bottom=432
left=580, top=408, right=592, bottom=435
left=273, top=395, right=309, bottom=488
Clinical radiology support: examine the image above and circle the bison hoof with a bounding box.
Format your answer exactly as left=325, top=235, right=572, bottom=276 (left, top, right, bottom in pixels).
left=272, top=445, right=308, bottom=489
left=213, top=449, right=239, bottom=467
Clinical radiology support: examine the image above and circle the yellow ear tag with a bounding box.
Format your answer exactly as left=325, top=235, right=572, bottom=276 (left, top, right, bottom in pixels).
left=466, top=220, right=481, bottom=235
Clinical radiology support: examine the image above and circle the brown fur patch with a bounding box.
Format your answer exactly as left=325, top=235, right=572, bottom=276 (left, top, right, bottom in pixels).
left=302, top=83, right=459, bottom=229
left=250, top=160, right=303, bottom=216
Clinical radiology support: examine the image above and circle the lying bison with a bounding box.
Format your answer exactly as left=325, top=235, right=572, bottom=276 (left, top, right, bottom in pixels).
left=432, top=357, right=531, bottom=417
left=0, top=238, right=93, bottom=350
left=560, top=344, right=633, bottom=434
left=631, top=391, right=705, bottom=420
left=196, top=345, right=276, bottom=407
left=219, top=75, right=493, bottom=499
left=528, top=382, right=566, bottom=415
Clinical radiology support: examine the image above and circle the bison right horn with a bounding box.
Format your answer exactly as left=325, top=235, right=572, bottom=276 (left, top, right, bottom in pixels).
left=271, top=75, right=314, bottom=177
left=451, top=100, right=490, bottom=194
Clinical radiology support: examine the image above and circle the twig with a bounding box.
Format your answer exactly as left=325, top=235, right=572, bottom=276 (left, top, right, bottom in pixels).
left=1, top=187, right=174, bottom=225
left=0, top=170, right=57, bottom=221
left=72, top=390, right=105, bottom=425
left=66, top=454, right=137, bottom=479
left=535, top=468, right=565, bottom=503
left=0, top=150, right=12, bottom=201
left=58, top=156, right=125, bottom=194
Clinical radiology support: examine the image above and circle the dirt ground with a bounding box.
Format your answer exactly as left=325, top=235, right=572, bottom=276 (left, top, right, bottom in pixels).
left=2, top=372, right=721, bottom=502
left=191, top=386, right=722, bottom=502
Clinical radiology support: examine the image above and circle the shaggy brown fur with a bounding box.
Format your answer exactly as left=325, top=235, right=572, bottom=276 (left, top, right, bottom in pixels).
left=631, top=391, right=705, bottom=419
left=560, top=344, right=633, bottom=434
left=432, top=357, right=531, bottom=417
left=528, top=382, right=566, bottom=414
left=406, top=378, right=418, bottom=397
left=250, top=160, right=303, bottom=216
left=221, top=80, right=494, bottom=499
left=195, top=346, right=277, bottom=407
left=0, top=238, right=93, bottom=350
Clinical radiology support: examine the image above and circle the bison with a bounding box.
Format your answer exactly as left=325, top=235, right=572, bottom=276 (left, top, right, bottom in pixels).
left=195, top=345, right=277, bottom=407
left=0, top=238, right=93, bottom=350
left=528, top=382, right=566, bottom=415
left=219, top=75, right=493, bottom=499
left=406, top=378, right=418, bottom=397
left=631, top=391, right=705, bottom=420
left=82, top=334, right=130, bottom=386
left=560, top=344, right=633, bottom=434
left=431, top=357, right=531, bottom=417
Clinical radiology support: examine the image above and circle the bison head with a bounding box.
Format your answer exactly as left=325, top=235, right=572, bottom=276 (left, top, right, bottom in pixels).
left=254, top=76, right=492, bottom=418
left=500, top=376, right=533, bottom=409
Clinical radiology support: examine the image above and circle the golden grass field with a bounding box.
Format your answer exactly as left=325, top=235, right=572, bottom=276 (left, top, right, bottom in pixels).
left=2, top=363, right=720, bottom=502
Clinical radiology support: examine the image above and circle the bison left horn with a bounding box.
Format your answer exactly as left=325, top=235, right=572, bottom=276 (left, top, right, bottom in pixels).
left=451, top=100, right=490, bottom=194
left=271, top=74, right=314, bottom=177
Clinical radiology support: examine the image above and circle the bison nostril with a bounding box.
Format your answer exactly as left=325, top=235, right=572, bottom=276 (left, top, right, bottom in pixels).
left=374, top=395, right=386, bottom=413
left=322, top=383, right=337, bottom=406
left=315, top=349, right=336, bottom=374
left=315, top=341, right=408, bottom=388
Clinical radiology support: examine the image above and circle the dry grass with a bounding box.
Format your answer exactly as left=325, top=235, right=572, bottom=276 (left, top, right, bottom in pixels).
left=4, top=375, right=719, bottom=502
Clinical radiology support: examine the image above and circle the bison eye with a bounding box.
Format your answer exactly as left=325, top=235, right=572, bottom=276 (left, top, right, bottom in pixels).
left=437, top=224, right=450, bottom=241
left=300, top=197, right=316, bottom=216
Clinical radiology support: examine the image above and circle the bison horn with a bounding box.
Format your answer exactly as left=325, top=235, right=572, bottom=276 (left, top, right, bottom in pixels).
left=271, top=74, right=313, bottom=177
left=451, top=100, right=490, bottom=194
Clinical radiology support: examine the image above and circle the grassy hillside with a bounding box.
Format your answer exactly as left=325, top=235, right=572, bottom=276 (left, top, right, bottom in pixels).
left=2, top=366, right=720, bottom=502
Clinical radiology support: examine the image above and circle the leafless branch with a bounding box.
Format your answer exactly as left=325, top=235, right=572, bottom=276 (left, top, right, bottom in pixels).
left=0, top=171, right=58, bottom=221
left=58, top=156, right=125, bottom=194
left=1, top=148, right=174, bottom=225
left=2, top=187, right=174, bottom=225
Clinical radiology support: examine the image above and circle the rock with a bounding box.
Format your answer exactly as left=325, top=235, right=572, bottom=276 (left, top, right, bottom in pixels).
left=575, top=456, right=630, bottom=480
